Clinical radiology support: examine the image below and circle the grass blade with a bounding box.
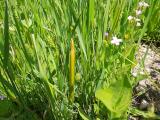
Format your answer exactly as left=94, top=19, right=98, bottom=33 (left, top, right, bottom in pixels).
left=3, top=1, right=9, bottom=65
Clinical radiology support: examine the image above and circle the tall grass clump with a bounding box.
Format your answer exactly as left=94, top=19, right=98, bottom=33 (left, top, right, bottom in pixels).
left=0, top=0, right=160, bottom=119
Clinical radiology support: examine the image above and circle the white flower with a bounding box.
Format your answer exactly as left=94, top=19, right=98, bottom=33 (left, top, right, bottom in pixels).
left=138, top=1, right=149, bottom=7
left=136, top=22, right=141, bottom=26
left=104, top=32, right=109, bottom=37
left=111, top=36, right=122, bottom=46
left=136, top=10, right=142, bottom=16
left=138, top=2, right=144, bottom=7
left=132, top=72, right=137, bottom=77
left=143, top=2, right=149, bottom=7
left=128, top=16, right=133, bottom=21
left=135, top=18, right=141, bottom=22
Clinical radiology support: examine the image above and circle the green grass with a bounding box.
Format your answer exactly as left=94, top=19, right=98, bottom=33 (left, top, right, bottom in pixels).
left=0, top=0, right=160, bottom=119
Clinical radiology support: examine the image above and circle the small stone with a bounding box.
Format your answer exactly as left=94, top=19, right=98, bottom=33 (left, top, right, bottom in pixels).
left=152, top=62, right=160, bottom=70
left=136, top=86, right=146, bottom=93
left=145, top=67, right=151, bottom=73
left=140, top=99, right=149, bottom=109
left=128, top=115, right=138, bottom=120
left=139, top=79, right=151, bottom=87
left=140, top=71, right=145, bottom=75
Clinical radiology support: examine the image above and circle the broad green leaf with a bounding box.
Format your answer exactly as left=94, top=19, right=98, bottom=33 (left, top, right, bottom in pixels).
left=95, top=88, right=114, bottom=111
left=96, top=87, right=131, bottom=113
left=96, top=76, right=132, bottom=114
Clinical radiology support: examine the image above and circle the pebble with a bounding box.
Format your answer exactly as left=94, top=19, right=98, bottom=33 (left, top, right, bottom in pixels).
left=139, top=99, right=149, bottom=109
left=138, top=79, right=151, bottom=87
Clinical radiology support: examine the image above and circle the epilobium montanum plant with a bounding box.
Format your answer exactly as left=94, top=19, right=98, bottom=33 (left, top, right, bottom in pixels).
left=0, top=0, right=160, bottom=119
left=111, top=36, right=122, bottom=46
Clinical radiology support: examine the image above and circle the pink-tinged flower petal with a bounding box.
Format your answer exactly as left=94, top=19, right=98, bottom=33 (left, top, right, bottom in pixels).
left=136, top=10, right=142, bottom=16
left=111, top=36, right=122, bottom=46
left=104, top=32, right=109, bottom=37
